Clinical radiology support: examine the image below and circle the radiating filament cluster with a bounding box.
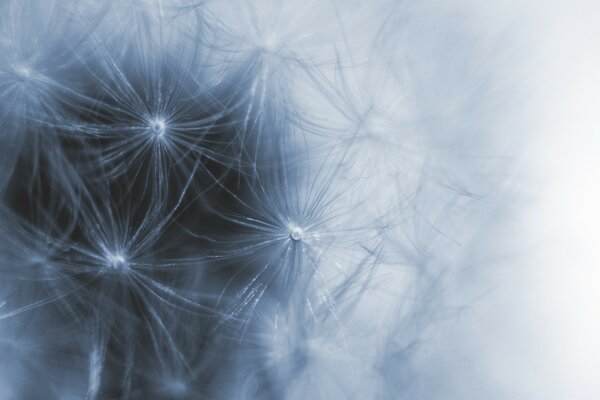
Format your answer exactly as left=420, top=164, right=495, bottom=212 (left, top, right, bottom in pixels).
left=0, top=0, right=510, bottom=399
left=149, top=118, right=166, bottom=137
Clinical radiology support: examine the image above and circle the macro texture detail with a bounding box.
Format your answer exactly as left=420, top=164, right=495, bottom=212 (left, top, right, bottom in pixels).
left=0, top=0, right=531, bottom=399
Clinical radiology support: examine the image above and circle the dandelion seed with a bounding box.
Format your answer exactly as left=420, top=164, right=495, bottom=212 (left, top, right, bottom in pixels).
left=105, top=252, right=128, bottom=272
left=13, top=63, right=32, bottom=81
left=149, top=117, right=167, bottom=138
left=258, top=32, right=282, bottom=54
left=289, top=225, right=304, bottom=242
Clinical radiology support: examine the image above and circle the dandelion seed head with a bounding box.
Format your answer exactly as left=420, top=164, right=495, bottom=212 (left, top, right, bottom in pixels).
left=289, top=225, right=304, bottom=242
left=0, top=0, right=517, bottom=397
left=13, top=63, right=32, bottom=80
left=105, top=252, right=129, bottom=272
left=149, top=117, right=167, bottom=138
left=26, top=255, right=52, bottom=272
left=258, top=32, right=282, bottom=54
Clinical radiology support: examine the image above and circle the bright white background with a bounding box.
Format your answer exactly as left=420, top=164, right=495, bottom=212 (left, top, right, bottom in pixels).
left=464, top=1, right=600, bottom=398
